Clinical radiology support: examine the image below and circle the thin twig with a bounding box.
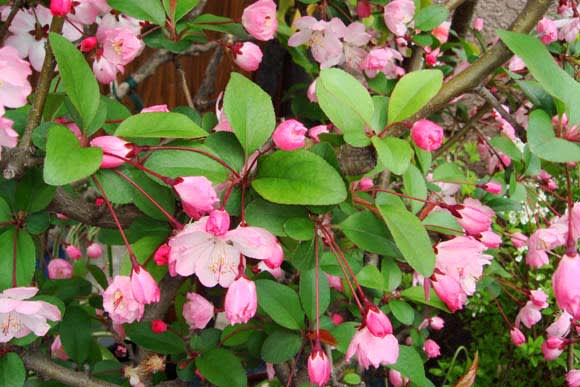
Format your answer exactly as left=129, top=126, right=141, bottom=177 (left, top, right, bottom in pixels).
left=174, top=56, right=194, bottom=108
left=0, top=0, right=22, bottom=45
left=193, top=46, right=224, bottom=110
left=476, top=85, right=527, bottom=140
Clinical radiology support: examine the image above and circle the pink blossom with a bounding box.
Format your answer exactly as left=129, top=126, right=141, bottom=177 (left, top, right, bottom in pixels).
left=51, top=335, right=69, bottom=360
left=473, top=18, right=484, bottom=31
left=93, top=57, right=119, bottom=84
left=360, top=47, right=404, bottom=78
left=154, top=244, right=170, bottom=266
left=141, top=105, right=169, bottom=113
left=510, top=232, right=528, bottom=248
left=80, top=36, right=98, bottom=53
left=233, top=42, right=263, bottom=72
left=0, top=117, right=18, bottom=157
left=90, top=136, right=133, bottom=169
left=510, top=328, right=525, bottom=347
left=558, top=18, right=580, bottom=43
left=47, top=259, right=73, bottom=279
left=423, top=339, right=441, bottom=358
left=307, top=81, right=318, bottom=103
left=455, top=198, right=494, bottom=236
left=224, top=276, right=257, bottom=324
left=342, top=22, right=371, bottom=71
left=263, top=242, right=284, bottom=269
left=507, top=56, right=526, bottom=72
left=50, top=0, right=72, bottom=16
left=537, top=17, right=558, bottom=44
left=87, top=243, right=103, bottom=259
left=69, top=0, right=110, bottom=25
left=530, top=289, right=549, bottom=309
left=553, top=253, right=580, bottom=320
left=346, top=327, right=399, bottom=369
left=0, top=287, right=61, bottom=342
left=205, top=209, right=230, bottom=236
left=102, top=28, right=144, bottom=66
left=411, top=119, right=444, bottom=152
left=542, top=336, right=565, bottom=360
left=256, top=261, right=283, bottom=279
left=174, top=176, right=219, bottom=219
left=325, top=273, right=344, bottom=292
left=480, top=181, right=502, bottom=195
left=432, top=273, right=467, bottom=312
left=430, top=316, right=445, bottom=330
left=547, top=312, right=572, bottom=337
left=357, top=0, right=372, bottom=18
left=389, top=369, right=408, bottom=387
left=526, top=249, right=549, bottom=268
left=0, top=46, right=32, bottom=116
left=288, top=17, right=346, bottom=68
left=272, top=119, right=308, bottom=151
left=383, top=0, right=415, bottom=36
left=65, top=245, right=82, bottom=260
left=130, top=266, right=160, bottom=305
left=567, top=370, right=580, bottom=387
left=309, top=125, right=330, bottom=142
left=357, top=177, right=374, bottom=192
left=182, top=292, right=214, bottom=329
left=151, top=320, right=167, bottom=333
left=168, top=212, right=281, bottom=287
left=103, top=276, right=144, bottom=324
left=432, top=21, right=451, bottom=44
left=425, top=47, right=440, bottom=67
left=331, top=313, right=344, bottom=326
left=516, top=301, right=543, bottom=329
left=307, top=347, right=330, bottom=387
left=213, top=92, right=233, bottom=133
left=242, top=0, right=277, bottom=41
left=364, top=305, right=393, bottom=338
left=479, top=230, right=502, bottom=249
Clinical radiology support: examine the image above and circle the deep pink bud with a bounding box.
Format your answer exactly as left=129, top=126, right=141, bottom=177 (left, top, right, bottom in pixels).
left=65, top=245, right=81, bottom=260
left=48, top=258, right=73, bottom=279
left=331, top=313, right=344, bottom=326
left=242, top=0, right=278, bottom=41
left=423, top=339, right=441, bottom=358
left=233, top=42, right=263, bottom=72
left=430, top=316, right=445, bottom=330
left=151, top=320, right=167, bottom=333
left=174, top=176, right=219, bottom=219
left=309, top=124, right=329, bottom=143
left=566, top=370, right=580, bottom=387
left=183, top=292, right=214, bottom=329
left=90, top=136, right=133, bottom=169
left=272, top=119, right=308, bottom=151
left=86, top=243, right=103, bottom=259
left=364, top=305, right=393, bottom=337
left=432, top=273, right=467, bottom=313
left=51, top=335, right=69, bottom=361
left=530, top=289, right=549, bottom=308
left=307, top=348, right=330, bottom=387
left=357, top=177, right=374, bottom=192
left=80, top=37, right=98, bottom=52
left=264, top=243, right=284, bottom=269
left=389, top=369, right=407, bottom=387
left=356, top=0, right=372, bottom=18
left=511, top=232, right=528, bottom=248
left=225, top=277, right=257, bottom=324
left=473, top=17, right=484, bottom=31
left=325, top=274, right=344, bottom=292
left=479, top=230, right=502, bottom=249
left=542, top=336, right=565, bottom=360
left=205, top=209, right=230, bottom=236
left=480, top=181, right=502, bottom=194
left=411, top=119, right=444, bottom=151
left=510, top=328, right=525, bottom=347
left=50, top=0, right=72, bottom=16
left=153, top=244, right=170, bottom=266
left=131, top=266, right=160, bottom=304
left=553, top=253, right=580, bottom=319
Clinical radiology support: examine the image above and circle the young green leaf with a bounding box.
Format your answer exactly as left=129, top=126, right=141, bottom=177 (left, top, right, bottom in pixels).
left=255, top=279, right=304, bottom=330
left=115, top=112, right=207, bottom=138
left=388, top=70, right=443, bottom=124
left=527, top=109, right=580, bottom=162
left=196, top=349, right=247, bottom=387
left=107, top=0, right=166, bottom=25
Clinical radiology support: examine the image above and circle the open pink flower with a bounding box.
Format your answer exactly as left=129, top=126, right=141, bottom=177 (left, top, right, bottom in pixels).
left=93, top=56, right=119, bottom=84
left=224, top=276, right=257, bottom=324
left=69, top=0, right=110, bottom=25
left=553, top=253, right=580, bottom=320
left=537, top=17, right=558, bottom=44
left=383, top=0, right=415, bottom=37
left=432, top=21, right=451, bottom=44
left=182, top=292, right=214, bottom=329
left=360, top=47, right=404, bottom=78
left=168, top=210, right=282, bottom=287
left=0, top=46, right=32, bottom=116
left=0, top=287, right=61, bottom=342
left=174, top=176, right=219, bottom=219
left=547, top=312, right=572, bottom=337
left=272, top=119, right=308, bottom=151
left=48, top=259, right=73, bottom=279
left=288, top=17, right=346, bottom=68
left=130, top=266, right=160, bottom=305
left=530, top=289, right=549, bottom=309
left=102, top=28, right=144, bottom=67
left=103, top=276, right=144, bottom=324
left=90, top=136, right=134, bottom=169
left=0, top=117, right=18, bottom=157
left=346, top=327, right=399, bottom=369
left=242, top=0, right=277, bottom=41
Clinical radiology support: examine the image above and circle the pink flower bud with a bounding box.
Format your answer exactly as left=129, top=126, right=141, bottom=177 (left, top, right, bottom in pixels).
left=90, top=136, right=133, bottom=169
left=537, top=17, right=558, bottom=45
left=183, top=292, right=214, bottom=329
left=93, top=57, right=118, bottom=84
left=65, top=245, right=81, bottom=260
left=356, top=0, right=372, bottom=18
left=510, top=327, right=525, bottom=347
left=566, top=370, right=580, bottom=387
left=242, top=0, right=278, bottom=41
left=423, top=339, right=441, bottom=358
left=225, top=277, right=257, bottom=324
left=357, top=177, right=374, bottom=192
left=56, top=213, right=69, bottom=220
left=455, top=198, right=494, bottom=236
left=542, top=336, right=565, bottom=360
left=383, top=0, right=415, bottom=37
left=50, top=0, right=72, bottom=16
left=479, top=230, right=502, bottom=249
left=48, top=259, right=73, bottom=279
left=510, top=232, right=528, bottom=248
left=331, top=313, right=344, bottom=326
left=364, top=305, right=393, bottom=337
left=430, top=316, right=445, bottom=330
left=233, top=42, right=263, bottom=72
left=307, top=347, right=330, bottom=387
left=432, top=21, right=451, bottom=44
left=309, top=124, right=329, bottom=143
left=174, top=176, right=219, bottom=219
left=432, top=273, right=467, bottom=313
left=307, top=81, right=318, bottom=103
left=389, top=369, right=408, bottom=387
left=272, top=119, right=308, bottom=151
left=411, top=119, right=444, bottom=151
left=205, top=210, right=230, bottom=236
left=480, top=181, right=502, bottom=194
left=141, top=104, right=169, bottom=113
left=264, top=243, right=284, bottom=269
left=151, top=320, right=167, bottom=333
left=516, top=301, right=542, bottom=329
left=87, top=243, right=103, bottom=259
left=325, top=273, right=344, bottom=292
left=154, top=244, right=170, bottom=266
left=530, top=289, right=549, bottom=309
left=80, top=37, right=98, bottom=53
left=131, top=266, right=160, bottom=304
left=473, top=17, right=484, bottom=31
left=51, top=335, right=69, bottom=361
left=553, top=253, right=580, bottom=320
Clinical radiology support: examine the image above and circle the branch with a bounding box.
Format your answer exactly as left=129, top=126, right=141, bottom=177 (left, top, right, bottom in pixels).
left=476, top=85, right=527, bottom=140
left=193, top=46, right=224, bottom=110
left=21, top=351, right=118, bottom=387
left=174, top=56, right=195, bottom=108
left=445, top=0, right=468, bottom=11
left=0, top=0, right=22, bottom=45
left=450, top=0, right=479, bottom=39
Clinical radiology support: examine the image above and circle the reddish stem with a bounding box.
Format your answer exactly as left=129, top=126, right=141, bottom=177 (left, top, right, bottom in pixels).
left=103, top=152, right=178, bottom=185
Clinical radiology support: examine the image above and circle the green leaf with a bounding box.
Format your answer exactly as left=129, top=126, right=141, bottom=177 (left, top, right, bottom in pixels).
left=60, top=306, right=91, bottom=364
left=489, top=136, right=523, bottom=161
left=94, top=169, right=134, bottom=204
left=388, top=70, right=443, bottom=124
left=196, top=349, right=247, bottom=387
left=400, top=287, right=450, bottom=312
left=0, top=228, right=35, bottom=291
left=357, top=265, right=384, bottom=290
left=391, top=346, right=435, bottom=387
left=284, top=217, right=314, bottom=241
left=339, top=211, right=399, bottom=256
left=261, top=330, right=302, bottom=363
left=115, top=112, right=207, bottom=138
left=316, top=68, right=374, bottom=146
left=432, top=162, right=464, bottom=181
left=527, top=109, right=580, bottom=162
left=0, top=197, right=11, bottom=223
left=389, top=299, right=415, bottom=325
left=224, top=73, right=275, bottom=155
left=87, top=264, right=108, bottom=290
left=107, top=0, right=166, bottom=25
left=414, top=5, right=449, bottom=30
left=49, top=33, right=100, bottom=129
left=163, top=0, right=199, bottom=21
left=125, top=322, right=185, bottom=354
left=498, top=30, right=580, bottom=125
left=422, top=211, right=463, bottom=235
left=245, top=199, right=308, bottom=236
left=371, top=137, right=413, bottom=175
left=255, top=279, right=304, bottom=330
left=125, top=169, right=176, bottom=221
left=252, top=150, right=347, bottom=205
left=403, top=164, right=427, bottom=213
left=144, top=147, right=229, bottom=183
left=15, top=169, right=56, bottom=213
left=300, top=269, right=330, bottom=321
left=43, top=125, right=102, bottom=186
left=0, top=353, right=25, bottom=387
left=378, top=205, right=436, bottom=277
left=382, top=257, right=402, bottom=292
